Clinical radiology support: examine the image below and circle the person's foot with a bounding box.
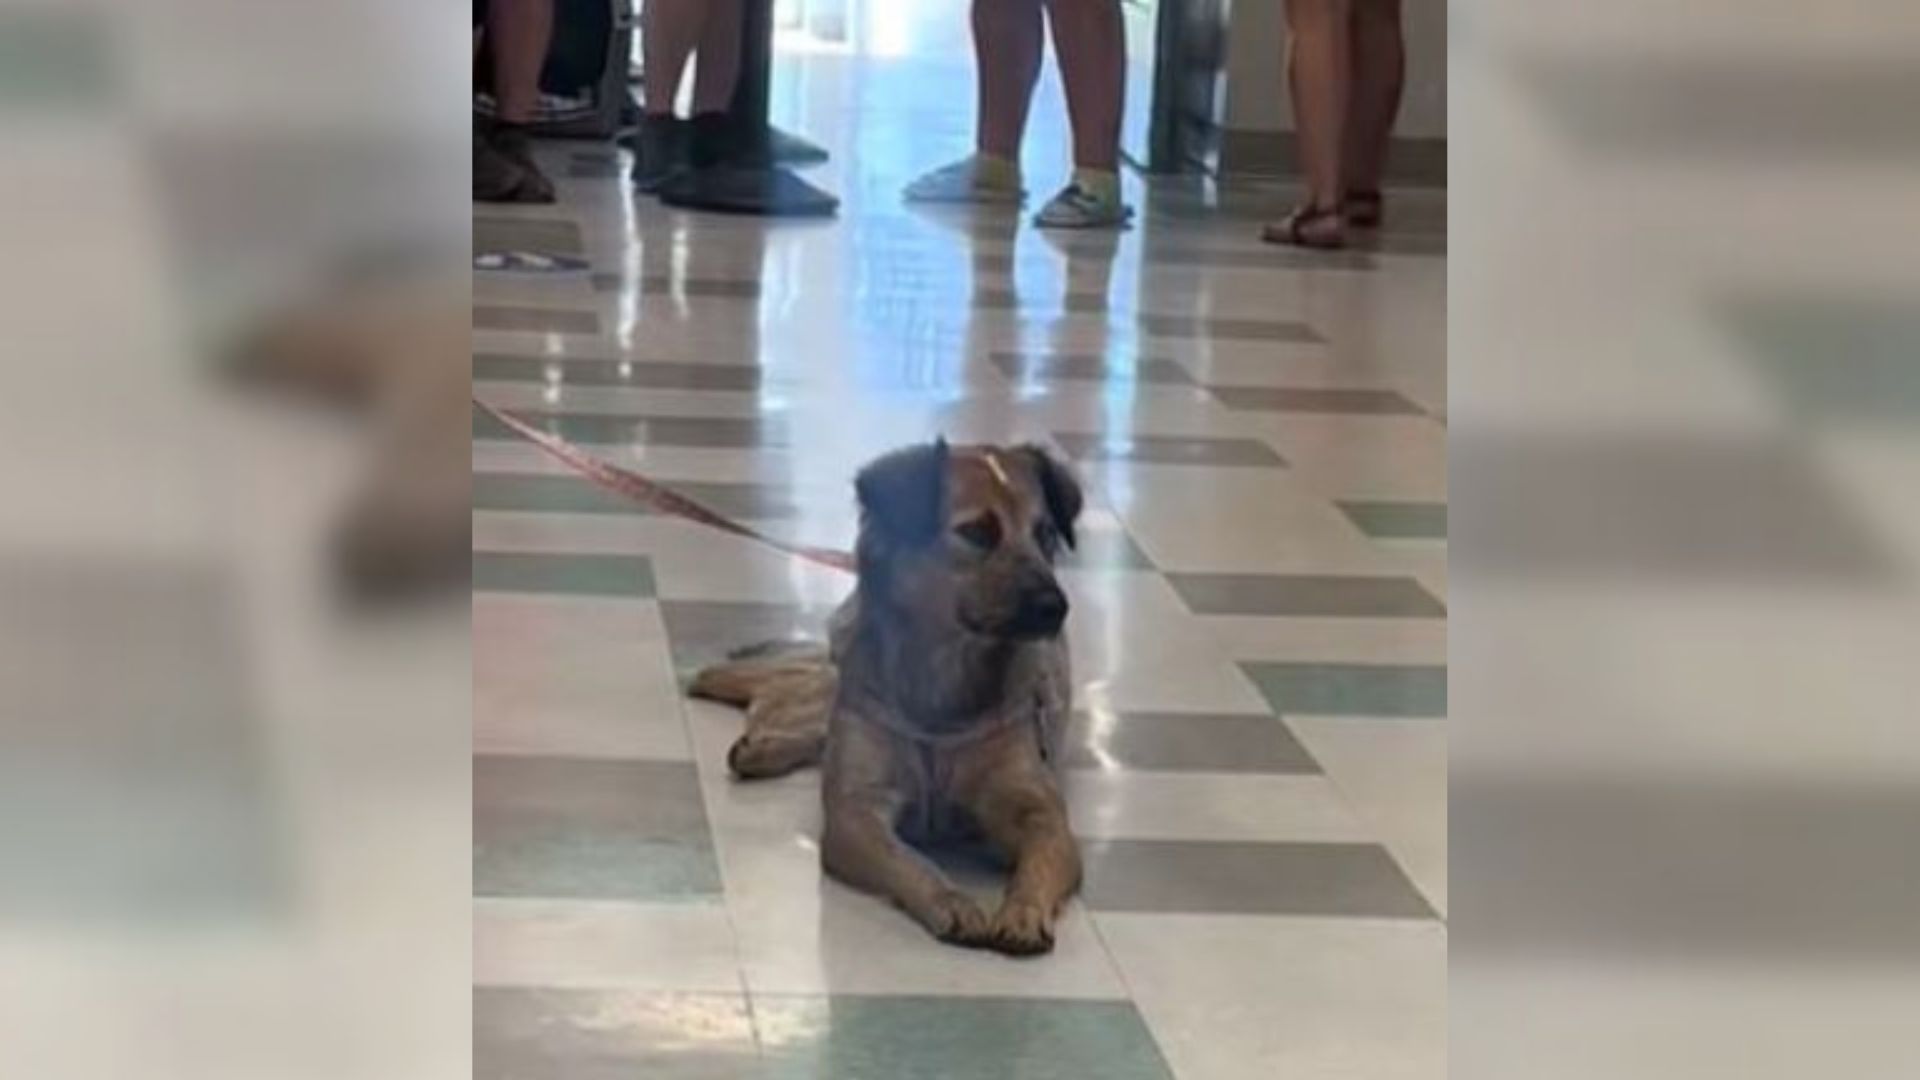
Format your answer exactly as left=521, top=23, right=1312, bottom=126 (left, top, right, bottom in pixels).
left=688, top=111, right=739, bottom=171
left=480, top=122, right=556, bottom=203
left=1344, top=189, right=1384, bottom=228
left=630, top=114, right=688, bottom=193
left=474, top=131, right=554, bottom=204
left=903, top=155, right=1026, bottom=205
left=1261, top=204, right=1347, bottom=250
left=1033, top=175, right=1132, bottom=230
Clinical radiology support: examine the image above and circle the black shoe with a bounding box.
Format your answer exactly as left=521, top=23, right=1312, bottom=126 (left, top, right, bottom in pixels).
left=479, top=121, right=556, bottom=203
left=688, top=111, right=737, bottom=171
left=630, top=114, right=688, bottom=193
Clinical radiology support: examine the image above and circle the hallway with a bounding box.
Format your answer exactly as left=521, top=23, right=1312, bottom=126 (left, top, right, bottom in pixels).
left=473, top=17, right=1447, bottom=1077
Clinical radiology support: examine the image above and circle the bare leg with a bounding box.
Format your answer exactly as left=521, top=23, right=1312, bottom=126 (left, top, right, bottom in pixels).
left=488, top=0, right=553, bottom=123
left=1284, top=0, right=1351, bottom=211
left=974, top=780, right=1081, bottom=955
left=1259, top=0, right=1350, bottom=243
left=1343, top=0, right=1404, bottom=198
left=821, top=802, right=995, bottom=946
left=974, top=0, right=1046, bottom=160
left=480, top=0, right=556, bottom=201
left=644, top=0, right=705, bottom=117
left=1043, top=0, right=1125, bottom=172
left=691, top=0, right=745, bottom=115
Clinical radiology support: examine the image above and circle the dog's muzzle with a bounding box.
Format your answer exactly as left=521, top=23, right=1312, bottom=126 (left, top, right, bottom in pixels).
left=1009, top=582, right=1070, bottom=638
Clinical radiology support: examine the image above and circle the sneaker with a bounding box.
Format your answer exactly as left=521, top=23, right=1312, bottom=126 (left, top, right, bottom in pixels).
left=903, top=156, right=1025, bottom=205
left=1033, top=182, right=1131, bottom=229
left=630, top=115, right=687, bottom=193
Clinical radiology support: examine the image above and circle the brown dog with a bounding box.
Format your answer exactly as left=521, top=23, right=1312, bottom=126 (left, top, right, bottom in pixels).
left=691, top=439, right=1084, bottom=955
left=229, top=277, right=471, bottom=596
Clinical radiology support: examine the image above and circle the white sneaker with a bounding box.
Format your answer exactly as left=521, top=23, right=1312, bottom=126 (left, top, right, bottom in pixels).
left=903, top=156, right=1026, bottom=205
left=1033, top=182, right=1133, bottom=229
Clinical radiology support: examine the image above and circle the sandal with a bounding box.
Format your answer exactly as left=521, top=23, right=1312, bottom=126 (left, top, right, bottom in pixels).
left=1261, top=204, right=1347, bottom=250
left=476, top=123, right=556, bottom=204
left=1344, top=189, right=1384, bottom=228
left=475, top=133, right=554, bottom=204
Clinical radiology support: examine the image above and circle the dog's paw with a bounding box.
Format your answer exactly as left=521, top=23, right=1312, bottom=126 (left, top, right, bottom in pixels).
left=333, top=493, right=469, bottom=601
left=726, top=736, right=769, bottom=778
left=924, top=889, right=994, bottom=947
left=727, top=734, right=824, bottom=781
left=989, top=900, right=1056, bottom=956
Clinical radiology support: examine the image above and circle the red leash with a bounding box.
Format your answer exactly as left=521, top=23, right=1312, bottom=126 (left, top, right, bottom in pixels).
left=475, top=397, right=858, bottom=575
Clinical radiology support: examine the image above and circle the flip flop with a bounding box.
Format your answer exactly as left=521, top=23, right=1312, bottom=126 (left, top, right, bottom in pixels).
left=1344, top=189, right=1384, bottom=228
left=1261, top=204, right=1347, bottom=250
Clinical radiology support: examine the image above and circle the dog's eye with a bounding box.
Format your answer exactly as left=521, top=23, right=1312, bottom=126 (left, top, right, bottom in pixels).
left=953, top=516, right=1001, bottom=550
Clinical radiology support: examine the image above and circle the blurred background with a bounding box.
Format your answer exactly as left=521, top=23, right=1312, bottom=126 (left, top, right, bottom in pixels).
left=1452, top=2, right=1920, bottom=1078
left=0, top=1, right=468, bottom=1078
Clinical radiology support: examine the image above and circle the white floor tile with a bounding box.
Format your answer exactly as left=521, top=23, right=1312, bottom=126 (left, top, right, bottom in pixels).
left=1065, top=770, right=1371, bottom=844
left=1098, top=913, right=1446, bottom=1080
left=475, top=898, right=742, bottom=992
left=473, top=594, right=691, bottom=761
left=1288, top=718, right=1450, bottom=915
left=1061, top=571, right=1275, bottom=714
left=1094, top=465, right=1389, bottom=576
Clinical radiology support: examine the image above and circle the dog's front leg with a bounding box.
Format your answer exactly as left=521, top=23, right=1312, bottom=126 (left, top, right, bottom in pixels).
left=821, top=799, right=994, bottom=947
left=977, top=782, right=1082, bottom=956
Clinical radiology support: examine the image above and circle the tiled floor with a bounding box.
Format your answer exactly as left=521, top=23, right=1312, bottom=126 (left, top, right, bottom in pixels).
left=472, top=12, right=1446, bottom=1078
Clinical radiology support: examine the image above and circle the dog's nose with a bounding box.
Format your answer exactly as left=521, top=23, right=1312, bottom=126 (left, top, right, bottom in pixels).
left=1024, top=584, right=1070, bottom=632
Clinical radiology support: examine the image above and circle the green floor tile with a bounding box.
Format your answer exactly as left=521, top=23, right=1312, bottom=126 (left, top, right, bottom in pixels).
left=0, top=12, right=114, bottom=110
left=1241, top=661, right=1447, bottom=718
left=756, top=995, right=1175, bottom=1080
left=474, top=757, right=721, bottom=901
left=473, top=551, right=655, bottom=597
left=473, top=472, right=639, bottom=516
left=1726, top=295, right=1920, bottom=426
left=1337, top=500, right=1449, bottom=540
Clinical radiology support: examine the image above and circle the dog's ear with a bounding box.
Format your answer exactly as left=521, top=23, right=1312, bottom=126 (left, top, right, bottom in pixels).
left=1017, top=444, right=1083, bottom=550
left=855, top=438, right=950, bottom=543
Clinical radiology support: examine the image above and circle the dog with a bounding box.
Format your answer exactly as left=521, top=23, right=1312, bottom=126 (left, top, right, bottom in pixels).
left=691, top=438, right=1084, bottom=955
left=229, top=275, right=471, bottom=597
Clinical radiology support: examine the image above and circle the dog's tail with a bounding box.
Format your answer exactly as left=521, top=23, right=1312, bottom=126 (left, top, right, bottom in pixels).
left=689, top=641, right=834, bottom=781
